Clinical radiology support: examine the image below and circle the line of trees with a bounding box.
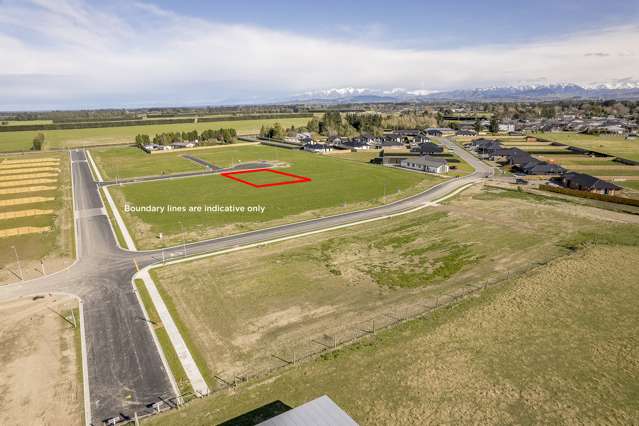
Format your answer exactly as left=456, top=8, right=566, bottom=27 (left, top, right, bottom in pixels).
left=135, top=128, right=237, bottom=149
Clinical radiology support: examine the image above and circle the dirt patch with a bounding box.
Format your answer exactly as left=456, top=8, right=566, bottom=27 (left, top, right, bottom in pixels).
left=0, top=296, right=82, bottom=426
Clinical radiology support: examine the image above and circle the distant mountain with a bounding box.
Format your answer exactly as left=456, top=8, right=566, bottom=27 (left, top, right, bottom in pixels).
left=284, top=82, right=639, bottom=103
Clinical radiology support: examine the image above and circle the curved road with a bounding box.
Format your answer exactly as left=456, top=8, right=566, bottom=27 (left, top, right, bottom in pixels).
left=0, top=137, right=491, bottom=424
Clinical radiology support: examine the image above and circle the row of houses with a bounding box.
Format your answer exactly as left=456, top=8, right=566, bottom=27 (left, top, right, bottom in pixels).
left=467, top=138, right=622, bottom=195
left=142, top=141, right=197, bottom=152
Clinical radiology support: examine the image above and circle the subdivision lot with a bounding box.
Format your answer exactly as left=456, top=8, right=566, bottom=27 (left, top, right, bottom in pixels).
left=0, top=153, right=74, bottom=285
left=147, top=237, right=639, bottom=425
left=0, top=295, right=83, bottom=426
left=0, top=117, right=311, bottom=152
left=149, top=185, right=639, bottom=396
left=109, top=145, right=439, bottom=248
left=532, top=131, right=639, bottom=161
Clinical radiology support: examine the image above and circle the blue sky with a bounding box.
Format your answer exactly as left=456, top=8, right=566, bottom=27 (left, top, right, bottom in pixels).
left=140, top=0, right=639, bottom=48
left=1, top=0, right=638, bottom=110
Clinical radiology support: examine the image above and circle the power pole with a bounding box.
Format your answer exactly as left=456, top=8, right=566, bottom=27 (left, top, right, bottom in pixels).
left=12, top=246, right=23, bottom=281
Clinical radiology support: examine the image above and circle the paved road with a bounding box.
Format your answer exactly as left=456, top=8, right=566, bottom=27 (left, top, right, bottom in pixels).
left=0, top=138, right=491, bottom=424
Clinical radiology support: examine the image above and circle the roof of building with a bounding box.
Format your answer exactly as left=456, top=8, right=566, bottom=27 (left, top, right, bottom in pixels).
left=402, top=155, right=448, bottom=167
left=563, top=172, right=622, bottom=190
left=257, top=395, right=357, bottom=426
left=412, top=142, right=443, bottom=154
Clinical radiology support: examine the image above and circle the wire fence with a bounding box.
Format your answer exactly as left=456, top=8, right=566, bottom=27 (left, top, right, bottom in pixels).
left=114, top=258, right=554, bottom=425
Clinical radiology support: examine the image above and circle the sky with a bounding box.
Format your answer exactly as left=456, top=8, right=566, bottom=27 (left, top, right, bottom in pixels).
left=1, top=0, right=639, bottom=110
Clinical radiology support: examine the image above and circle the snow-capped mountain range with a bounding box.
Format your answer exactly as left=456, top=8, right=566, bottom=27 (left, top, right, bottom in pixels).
left=285, top=82, right=639, bottom=103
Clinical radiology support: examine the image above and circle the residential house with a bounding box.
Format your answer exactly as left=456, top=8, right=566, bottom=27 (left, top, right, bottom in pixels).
left=561, top=172, right=622, bottom=195
left=303, top=143, right=333, bottom=153
left=411, top=142, right=444, bottom=155
left=400, top=156, right=450, bottom=174
left=519, top=159, right=565, bottom=175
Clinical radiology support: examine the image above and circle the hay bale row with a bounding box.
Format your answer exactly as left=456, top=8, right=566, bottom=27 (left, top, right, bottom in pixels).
left=0, top=162, right=61, bottom=170
left=0, top=178, right=58, bottom=189
left=0, top=186, right=56, bottom=195
left=0, top=226, right=51, bottom=238
left=0, top=209, right=54, bottom=221
left=1, top=158, right=59, bottom=165
left=0, top=167, right=60, bottom=176
left=0, top=196, right=55, bottom=207
left=0, top=172, right=59, bottom=182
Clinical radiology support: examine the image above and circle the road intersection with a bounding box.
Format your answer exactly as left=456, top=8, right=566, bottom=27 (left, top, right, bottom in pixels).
left=0, top=138, right=491, bottom=424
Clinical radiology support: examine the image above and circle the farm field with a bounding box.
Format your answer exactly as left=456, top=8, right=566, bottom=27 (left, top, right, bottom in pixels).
left=0, top=295, right=83, bottom=426
left=108, top=145, right=441, bottom=248
left=0, top=152, right=74, bottom=285
left=147, top=186, right=639, bottom=426
left=532, top=131, right=639, bottom=161
left=0, top=117, right=311, bottom=152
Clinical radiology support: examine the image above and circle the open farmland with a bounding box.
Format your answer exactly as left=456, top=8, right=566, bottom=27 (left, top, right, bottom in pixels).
left=146, top=186, right=639, bottom=426
left=0, top=117, right=311, bottom=152
left=0, top=153, right=74, bottom=284
left=148, top=186, right=639, bottom=386
left=148, top=244, right=639, bottom=426
left=532, top=131, right=639, bottom=161
left=0, top=295, right=83, bottom=426
left=108, top=145, right=440, bottom=248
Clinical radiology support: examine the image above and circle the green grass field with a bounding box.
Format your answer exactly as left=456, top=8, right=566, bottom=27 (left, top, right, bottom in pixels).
left=0, top=117, right=311, bottom=152
left=91, top=147, right=203, bottom=180
left=146, top=188, right=639, bottom=426
left=533, top=132, right=639, bottom=161
left=108, top=145, right=440, bottom=248
left=0, top=152, right=75, bottom=284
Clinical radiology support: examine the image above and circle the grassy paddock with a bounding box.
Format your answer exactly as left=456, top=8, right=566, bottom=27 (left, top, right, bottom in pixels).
left=533, top=131, right=639, bottom=161
left=0, top=117, right=311, bottom=152
left=148, top=186, right=638, bottom=388
left=146, top=193, right=639, bottom=425
left=109, top=145, right=440, bottom=248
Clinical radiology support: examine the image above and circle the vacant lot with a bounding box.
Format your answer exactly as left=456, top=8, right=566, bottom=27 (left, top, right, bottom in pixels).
left=533, top=131, right=639, bottom=161
left=0, top=117, right=311, bottom=152
left=0, top=295, right=83, bottom=426
left=109, top=145, right=439, bottom=248
left=90, top=143, right=277, bottom=180
left=150, top=185, right=639, bottom=394
left=0, top=153, right=74, bottom=285
left=148, top=190, right=639, bottom=425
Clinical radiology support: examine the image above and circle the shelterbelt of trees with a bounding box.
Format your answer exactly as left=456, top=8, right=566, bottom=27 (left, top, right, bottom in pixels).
left=260, top=111, right=438, bottom=139
left=135, top=128, right=237, bottom=147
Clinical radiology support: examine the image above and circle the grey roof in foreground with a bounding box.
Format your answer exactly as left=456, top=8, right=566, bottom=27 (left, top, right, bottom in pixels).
left=257, top=395, right=358, bottom=426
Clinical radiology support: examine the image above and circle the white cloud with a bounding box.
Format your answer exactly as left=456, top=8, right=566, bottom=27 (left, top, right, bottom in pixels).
left=1, top=0, right=638, bottom=109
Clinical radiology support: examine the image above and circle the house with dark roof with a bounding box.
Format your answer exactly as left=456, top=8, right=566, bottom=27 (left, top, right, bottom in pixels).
left=561, top=172, right=622, bottom=195
left=519, top=160, right=566, bottom=175
left=456, top=129, right=477, bottom=136
left=411, top=142, right=444, bottom=155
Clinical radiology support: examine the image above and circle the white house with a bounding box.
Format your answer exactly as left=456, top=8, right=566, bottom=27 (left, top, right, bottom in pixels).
left=400, top=156, right=449, bottom=174
left=303, top=143, right=333, bottom=153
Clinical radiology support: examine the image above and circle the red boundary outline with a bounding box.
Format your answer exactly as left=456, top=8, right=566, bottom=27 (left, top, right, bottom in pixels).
left=220, top=168, right=312, bottom=188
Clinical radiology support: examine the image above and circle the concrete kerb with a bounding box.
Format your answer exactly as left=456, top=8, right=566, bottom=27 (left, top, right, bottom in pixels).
left=133, top=268, right=210, bottom=397
left=85, top=150, right=137, bottom=250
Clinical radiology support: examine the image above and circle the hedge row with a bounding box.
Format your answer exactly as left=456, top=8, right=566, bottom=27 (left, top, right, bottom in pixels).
left=0, top=113, right=314, bottom=132
left=538, top=184, right=639, bottom=207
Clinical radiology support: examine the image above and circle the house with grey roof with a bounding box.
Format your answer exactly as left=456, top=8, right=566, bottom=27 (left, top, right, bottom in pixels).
left=400, top=155, right=449, bottom=174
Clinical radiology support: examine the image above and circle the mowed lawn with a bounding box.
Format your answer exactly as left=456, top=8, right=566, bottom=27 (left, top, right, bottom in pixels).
left=0, top=117, right=310, bottom=152
left=90, top=147, right=203, bottom=180
left=147, top=191, right=639, bottom=426
left=532, top=131, right=639, bottom=161
left=109, top=145, right=440, bottom=248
